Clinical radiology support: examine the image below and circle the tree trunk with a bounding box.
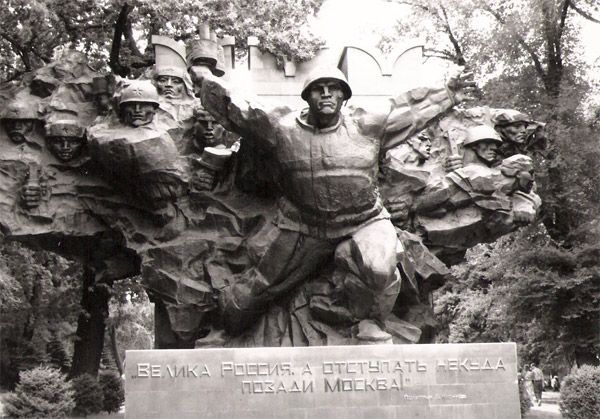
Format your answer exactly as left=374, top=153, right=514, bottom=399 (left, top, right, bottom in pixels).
left=69, top=266, right=111, bottom=378
left=22, top=271, right=42, bottom=341
left=108, top=324, right=124, bottom=376
left=109, top=3, right=132, bottom=76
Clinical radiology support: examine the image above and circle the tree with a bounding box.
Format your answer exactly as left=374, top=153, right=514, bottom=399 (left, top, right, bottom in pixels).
left=3, top=366, right=75, bottom=418
left=0, top=0, right=326, bottom=82
left=436, top=224, right=600, bottom=369
left=68, top=266, right=113, bottom=379
left=382, top=0, right=600, bottom=100
left=105, top=276, right=153, bottom=376
left=0, top=241, right=82, bottom=388
left=382, top=0, right=600, bottom=368
left=0, top=0, right=116, bottom=81
left=110, top=0, right=327, bottom=75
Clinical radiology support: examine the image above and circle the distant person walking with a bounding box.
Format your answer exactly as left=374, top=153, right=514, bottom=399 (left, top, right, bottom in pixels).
left=524, top=365, right=536, bottom=402
left=531, top=363, right=544, bottom=405
left=551, top=375, right=560, bottom=392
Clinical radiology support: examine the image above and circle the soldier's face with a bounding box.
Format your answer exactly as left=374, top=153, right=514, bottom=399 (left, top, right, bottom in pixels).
left=3, top=119, right=35, bottom=144
left=473, top=140, right=499, bottom=163
left=498, top=122, right=529, bottom=144
left=306, top=80, right=344, bottom=118
left=409, top=137, right=432, bottom=160
left=48, top=136, right=84, bottom=162
left=156, top=75, right=185, bottom=99
left=196, top=110, right=216, bottom=143
left=121, top=102, right=156, bottom=127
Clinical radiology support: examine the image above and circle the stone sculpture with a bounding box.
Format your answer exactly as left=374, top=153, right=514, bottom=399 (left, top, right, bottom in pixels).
left=45, top=119, right=86, bottom=163
left=190, top=64, right=478, bottom=342
left=0, top=36, right=543, bottom=351
left=462, top=125, right=503, bottom=167
left=1, top=101, right=41, bottom=145
left=87, top=80, right=186, bottom=217
left=493, top=109, right=546, bottom=157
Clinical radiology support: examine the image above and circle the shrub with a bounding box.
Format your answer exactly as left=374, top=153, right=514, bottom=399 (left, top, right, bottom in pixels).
left=99, top=372, right=125, bottom=413
left=559, top=365, right=600, bottom=419
left=71, top=374, right=104, bottom=417
left=3, top=365, right=75, bottom=418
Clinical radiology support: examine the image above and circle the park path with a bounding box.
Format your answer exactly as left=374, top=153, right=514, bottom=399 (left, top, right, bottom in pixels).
left=1, top=390, right=563, bottom=418
left=526, top=391, right=562, bottom=419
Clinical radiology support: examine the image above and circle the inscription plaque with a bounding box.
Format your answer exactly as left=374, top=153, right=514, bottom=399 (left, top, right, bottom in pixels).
left=125, top=343, right=520, bottom=418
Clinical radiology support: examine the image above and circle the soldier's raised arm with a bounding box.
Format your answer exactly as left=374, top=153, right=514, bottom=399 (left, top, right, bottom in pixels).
left=190, top=69, right=287, bottom=151
left=377, top=69, right=477, bottom=151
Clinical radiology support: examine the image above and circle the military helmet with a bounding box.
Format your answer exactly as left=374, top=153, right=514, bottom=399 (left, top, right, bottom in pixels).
left=300, top=67, right=352, bottom=101
left=0, top=102, right=39, bottom=120
left=152, top=35, right=188, bottom=80
left=119, top=80, right=160, bottom=107
left=45, top=119, right=85, bottom=138
left=186, top=38, right=219, bottom=71
left=492, top=109, right=530, bottom=126
left=464, top=125, right=502, bottom=147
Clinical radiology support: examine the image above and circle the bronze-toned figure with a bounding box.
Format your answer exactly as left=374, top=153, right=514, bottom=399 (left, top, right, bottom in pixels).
left=152, top=36, right=189, bottom=101
left=87, top=80, right=184, bottom=213
left=493, top=109, right=545, bottom=157
left=463, top=125, right=503, bottom=167
left=1, top=103, right=39, bottom=145
left=193, top=65, right=476, bottom=339
left=119, top=81, right=160, bottom=127
left=45, top=120, right=86, bottom=163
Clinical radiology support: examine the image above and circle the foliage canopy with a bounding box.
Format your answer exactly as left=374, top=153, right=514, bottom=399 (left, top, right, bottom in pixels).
left=0, top=0, right=326, bottom=82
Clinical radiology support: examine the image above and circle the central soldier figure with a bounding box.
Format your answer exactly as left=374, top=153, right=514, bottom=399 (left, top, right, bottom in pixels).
left=192, top=65, right=475, bottom=340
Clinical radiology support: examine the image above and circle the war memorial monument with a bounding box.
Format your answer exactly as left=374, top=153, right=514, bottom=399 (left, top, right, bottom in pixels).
left=0, top=26, right=546, bottom=418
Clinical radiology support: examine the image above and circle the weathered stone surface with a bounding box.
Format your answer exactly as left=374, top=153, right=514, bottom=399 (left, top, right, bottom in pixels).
left=125, top=342, right=521, bottom=419
left=0, top=43, right=544, bottom=349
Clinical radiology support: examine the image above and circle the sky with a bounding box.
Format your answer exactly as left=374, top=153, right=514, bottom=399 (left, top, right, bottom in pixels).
left=310, top=0, right=408, bottom=49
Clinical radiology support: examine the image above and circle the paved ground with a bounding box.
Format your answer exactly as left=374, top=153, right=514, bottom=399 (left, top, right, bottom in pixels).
left=526, top=404, right=562, bottom=419
left=525, top=391, right=562, bottom=418
left=1, top=390, right=563, bottom=418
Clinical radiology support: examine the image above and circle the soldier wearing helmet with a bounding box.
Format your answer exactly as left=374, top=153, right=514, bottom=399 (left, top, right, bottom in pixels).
left=118, top=80, right=160, bottom=128
left=45, top=120, right=86, bottom=163
left=493, top=110, right=530, bottom=143
left=463, top=125, right=503, bottom=167
left=186, top=37, right=231, bottom=153
left=0, top=101, right=40, bottom=145
left=193, top=63, right=476, bottom=339
left=493, top=109, right=545, bottom=157
left=88, top=79, right=184, bottom=215
left=152, top=36, right=193, bottom=101
left=17, top=119, right=86, bottom=211
left=186, top=39, right=228, bottom=154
